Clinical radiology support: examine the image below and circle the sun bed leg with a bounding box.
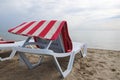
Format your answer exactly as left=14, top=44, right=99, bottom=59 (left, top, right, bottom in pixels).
left=19, top=53, right=33, bottom=69
left=0, top=50, right=16, bottom=61
left=53, top=56, right=64, bottom=77
left=80, top=43, right=87, bottom=57
left=32, top=55, right=44, bottom=67
left=53, top=53, right=75, bottom=78
left=19, top=53, right=44, bottom=69
left=66, top=52, right=75, bottom=73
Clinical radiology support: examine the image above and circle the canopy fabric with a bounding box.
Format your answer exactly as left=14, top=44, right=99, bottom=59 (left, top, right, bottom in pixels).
left=0, top=41, right=14, bottom=44
left=8, top=20, right=72, bottom=52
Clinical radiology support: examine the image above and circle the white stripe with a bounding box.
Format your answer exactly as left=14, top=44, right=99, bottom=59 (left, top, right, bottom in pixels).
left=44, top=21, right=61, bottom=39
left=21, top=21, right=39, bottom=34
left=11, top=22, right=32, bottom=33
left=32, top=21, right=50, bottom=36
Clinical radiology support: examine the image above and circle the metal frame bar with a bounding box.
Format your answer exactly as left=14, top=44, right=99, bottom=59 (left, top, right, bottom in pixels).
left=18, top=37, right=53, bottom=69
left=53, top=51, right=75, bottom=77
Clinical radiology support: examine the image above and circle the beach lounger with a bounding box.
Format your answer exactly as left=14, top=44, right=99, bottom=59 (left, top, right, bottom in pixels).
left=8, top=20, right=87, bottom=78
left=0, top=40, right=25, bottom=61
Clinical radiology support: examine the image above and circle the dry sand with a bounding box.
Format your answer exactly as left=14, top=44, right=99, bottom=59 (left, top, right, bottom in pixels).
left=0, top=48, right=120, bottom=80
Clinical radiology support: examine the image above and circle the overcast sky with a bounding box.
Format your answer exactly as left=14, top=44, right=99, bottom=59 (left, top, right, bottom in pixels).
left=0, top=0, right=120, bottom=31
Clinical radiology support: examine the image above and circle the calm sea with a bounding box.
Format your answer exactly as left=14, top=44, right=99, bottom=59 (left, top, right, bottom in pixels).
left=70, top=30, right=120, bottom=51
left=1, top=30, right=120, bottom=51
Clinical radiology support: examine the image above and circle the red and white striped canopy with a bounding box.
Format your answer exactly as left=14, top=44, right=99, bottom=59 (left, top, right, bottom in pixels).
left=8, top=20, right=67, bottom=40
left=8, top=20, right=72, bottom=52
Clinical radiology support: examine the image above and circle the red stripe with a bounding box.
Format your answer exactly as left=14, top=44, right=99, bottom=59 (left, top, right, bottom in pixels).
left=27, top=20, right=46, bottom=35
left=8, top=22, right=27, bottom=32
left=38, top=20, right=56, bottom=37
left=51, top=21, right=65, bottom=40
left=52, top=21, right=72, bottom=52
left=16, top=21, right=36, bottom=34
left=61, top=22, right=72, bottom=52
left=0, top=41, right=14, bottom=44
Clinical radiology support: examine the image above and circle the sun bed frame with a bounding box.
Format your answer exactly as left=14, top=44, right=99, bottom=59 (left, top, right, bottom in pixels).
left=3, top=20, right=87, bottom=78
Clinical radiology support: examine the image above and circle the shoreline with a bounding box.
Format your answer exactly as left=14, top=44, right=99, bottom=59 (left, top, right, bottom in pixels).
left=88, top=47, right=120, bottom=51
left=0, top=48, right=120, bottom=80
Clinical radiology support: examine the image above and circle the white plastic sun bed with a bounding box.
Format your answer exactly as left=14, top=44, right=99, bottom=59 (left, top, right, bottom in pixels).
left=2, top=20, right=87, bottom=78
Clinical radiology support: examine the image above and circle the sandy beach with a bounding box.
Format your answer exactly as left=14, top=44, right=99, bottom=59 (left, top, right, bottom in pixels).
left=0, top=48, right=120, bottom=80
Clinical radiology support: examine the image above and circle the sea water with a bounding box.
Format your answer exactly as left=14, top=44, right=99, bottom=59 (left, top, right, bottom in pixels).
left=1, top=30, right=120, bottom=51
left=70, top=30, right=120, bottom=51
